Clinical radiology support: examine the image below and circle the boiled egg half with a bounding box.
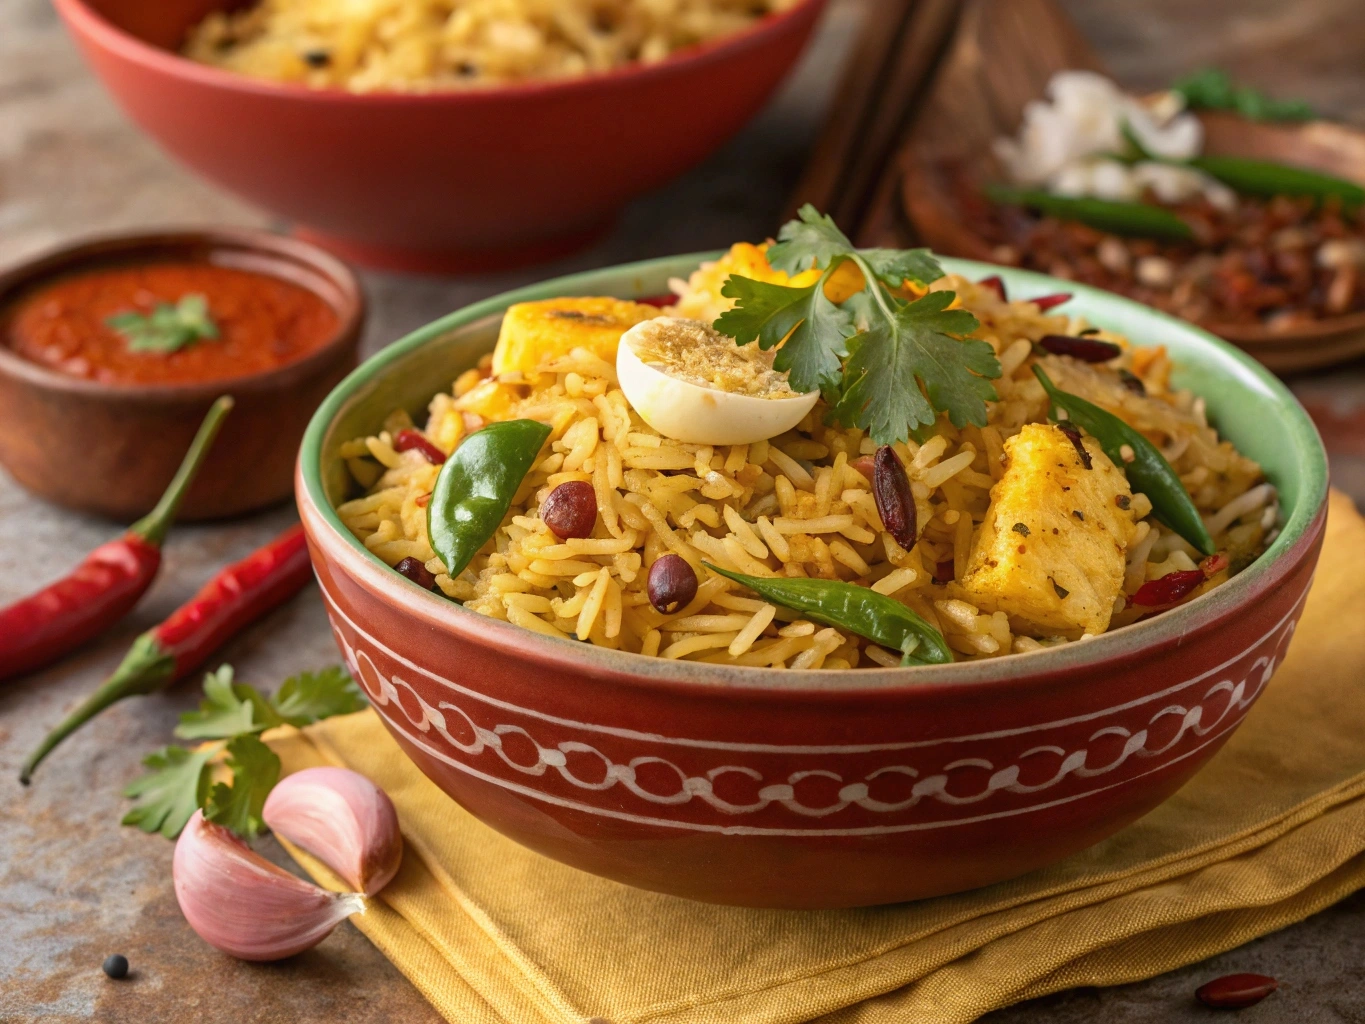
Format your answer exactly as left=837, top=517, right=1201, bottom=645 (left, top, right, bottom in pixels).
left=616, top=317, right=820, bottom=446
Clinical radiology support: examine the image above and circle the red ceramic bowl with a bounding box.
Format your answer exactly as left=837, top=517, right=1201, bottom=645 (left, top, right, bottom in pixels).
left=54, top=0, right=827, bottom=272
left=298, top=255, right=1329, bottom=908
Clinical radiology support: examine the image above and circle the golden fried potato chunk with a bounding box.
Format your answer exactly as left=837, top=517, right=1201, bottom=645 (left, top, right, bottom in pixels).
left=491, top=297, right=661, bottom=375
left=959, top=423, right=1138, bottom=638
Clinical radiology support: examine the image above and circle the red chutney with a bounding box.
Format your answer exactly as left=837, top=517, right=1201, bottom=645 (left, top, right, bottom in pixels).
left=5, top=262, right=339, bottom=386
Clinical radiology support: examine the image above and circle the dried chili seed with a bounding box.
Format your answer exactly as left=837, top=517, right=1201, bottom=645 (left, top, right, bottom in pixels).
left=394, top=557, right=437, bottom=590
left=979, top=275, right=1006, bottom=300
left=1055, top=421, right=1093, bottom=469
left=647, top=554, right=697, bottom=613
left=934, top=559, right=955, bottom=583
left=541, top=481, right=598, bottom=539
left=1012, top=522, right=1030, bottom=536
left=873, top=446, right=917, bottom=550
left=1038, top=334, right=1123, bottom=363
left=1195, top=973, right=1278, bottom=1009
left=1132, top=568, right=1205, bottom=607
left=393, top=429, right=447, bottom=465
left=1118, top=368, right=1147, bottom=395
left=1031, top=292, right=1072, bottom=311
left=1051, top=578, right=1070, bottom=599
left=1071, top=510, right=1084, bottom=521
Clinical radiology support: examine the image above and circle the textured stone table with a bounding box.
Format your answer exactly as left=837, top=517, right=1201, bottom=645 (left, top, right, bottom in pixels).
left=2, top=1, right=1362, bottom=1022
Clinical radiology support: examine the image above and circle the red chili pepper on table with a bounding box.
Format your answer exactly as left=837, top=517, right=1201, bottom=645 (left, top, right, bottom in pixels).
left=19, top=524, right=313, bottom=783
left=0, top=397, right=233, bottom=683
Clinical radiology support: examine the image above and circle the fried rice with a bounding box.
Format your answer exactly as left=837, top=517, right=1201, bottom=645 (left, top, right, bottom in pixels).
left=336, top=245, right=1275, bottom=670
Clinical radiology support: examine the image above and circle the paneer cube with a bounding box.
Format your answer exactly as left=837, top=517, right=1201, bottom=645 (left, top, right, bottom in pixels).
left=959, top=423, right=1138, bottom=638
left=491, top=297, right=661, bottom=376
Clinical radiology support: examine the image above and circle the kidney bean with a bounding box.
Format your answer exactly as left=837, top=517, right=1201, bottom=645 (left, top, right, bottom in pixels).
left=648, top=555, right=698, bottom=614
left=541, top=481, right=598, bottom=539
left=394, top=557, right=437, bottom=590
left=1195, top=973, right=1278, bottom=1009
left=872, top=446, right=917, bottom=550
left=1038, top=334, right=1123, bottom=362
left=393, top=429, right=447, bottom=465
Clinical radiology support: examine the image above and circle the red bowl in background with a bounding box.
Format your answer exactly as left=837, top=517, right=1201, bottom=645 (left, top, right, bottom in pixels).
left=53, top=0, right=827, bottom=273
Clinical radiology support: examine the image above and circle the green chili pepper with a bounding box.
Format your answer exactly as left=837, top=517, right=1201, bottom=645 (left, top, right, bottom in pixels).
left=427, top=419, right=552, bottom=578
left=703, top=563, right=953, bottom=666
left=1032, top=366, right=1214, bottom=556
left=986, top=186, right=1194, bottom=241
left=1188, top=156, right=1363, bottom=210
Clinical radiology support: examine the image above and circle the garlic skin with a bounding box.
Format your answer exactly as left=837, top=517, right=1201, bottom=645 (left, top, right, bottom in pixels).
left=173, top=810, right=363, bottom=961
left=263, top=767, right=402, bottom=897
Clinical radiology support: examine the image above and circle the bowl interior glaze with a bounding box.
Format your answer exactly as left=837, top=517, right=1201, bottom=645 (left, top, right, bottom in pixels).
left=301, top=254, right=1328, bottom=686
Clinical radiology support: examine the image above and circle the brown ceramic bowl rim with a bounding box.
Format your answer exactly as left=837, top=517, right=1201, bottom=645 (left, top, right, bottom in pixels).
left=297, top=253, right=1331, bottom=697
left=54, top=0, right=826, bottom=105
left=0, top=227, right=365, bottom=405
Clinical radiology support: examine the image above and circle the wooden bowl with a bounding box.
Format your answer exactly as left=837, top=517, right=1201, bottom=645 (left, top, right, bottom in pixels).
left=296, top=253, right=1328, bottom=909
left=0, top=229, right=364, bottom=521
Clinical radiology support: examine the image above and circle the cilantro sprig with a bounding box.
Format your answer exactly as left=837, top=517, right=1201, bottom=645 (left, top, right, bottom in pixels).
left=106, top=293, right=219, bottom=354
left=712, top=206, right=1001, bottom=444
left=122, top=664, right=366, bottom=840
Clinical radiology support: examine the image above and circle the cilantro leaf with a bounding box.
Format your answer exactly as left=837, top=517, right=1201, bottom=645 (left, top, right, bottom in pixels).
left=713, top=275, right=853, bottom=395
left=174, top=665, right=281, bottom=740
left=837, top=290, right=998, bottom=444
left=203, top=734, right=280, bottom=840
left=858, top=248, right=944, bottom=288
left=107, top=293, right=219, bottom=354
left=271, top=666, right=367, bottom=726
left=765, top=204, right=856, bottom=275
left=122, top=743, right=220, bottom=838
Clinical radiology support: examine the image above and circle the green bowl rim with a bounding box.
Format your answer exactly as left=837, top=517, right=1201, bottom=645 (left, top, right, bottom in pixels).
left=299, top=252, right=1329, bottom=691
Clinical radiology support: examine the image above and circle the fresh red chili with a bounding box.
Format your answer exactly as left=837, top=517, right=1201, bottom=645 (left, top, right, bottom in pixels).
left=393, top=429, right=447, bottom=464
left=1031, top=292, right=1073, bottom=311
left=19, top=523, right=313, bottom=783
left=1132, top=568, right=1206, bottom=607
left=0, top=397, right=232, bottom=683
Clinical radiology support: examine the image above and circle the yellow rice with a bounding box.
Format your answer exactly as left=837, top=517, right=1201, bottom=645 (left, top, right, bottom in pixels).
left=184, top=0, right=800, bottom=92
left=337, top=246, right=1274, bottom=670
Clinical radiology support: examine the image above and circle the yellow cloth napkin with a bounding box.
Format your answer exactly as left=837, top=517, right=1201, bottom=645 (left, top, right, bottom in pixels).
left=268, top=490, right=1365, bottom=1024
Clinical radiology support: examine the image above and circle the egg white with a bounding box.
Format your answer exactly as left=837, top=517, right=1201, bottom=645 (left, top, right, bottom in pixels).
left=615, top=323, right=820, bottom=446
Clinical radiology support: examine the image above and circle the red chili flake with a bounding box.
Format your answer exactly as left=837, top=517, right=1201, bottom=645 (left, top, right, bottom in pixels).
left=1195, top=973, right=1278, bottom=1010
left=978, top=275, right=1007, bottom=301
left=934, top=559, right=955, bottom=583
left=1031, top=292, right=1073, bottom=311
left=1055, top=421, right=1092, bottom=469
left=1038, top=334, right=1122, bottom=363
left=850, top=454, right=876, bottom=481
left=1200, top=552, right=1230, bottom=576
left=1115, top=494, right=1132, bottom=510
left=1132, top=569, right=1205, bottom=607
left=635, top=293, right=676, bottom=307
left=393, top=429, right=447, bottom=465
left=415, top=493, right=431, bottom=508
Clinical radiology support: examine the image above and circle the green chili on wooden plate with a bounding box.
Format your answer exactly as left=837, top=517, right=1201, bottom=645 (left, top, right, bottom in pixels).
left=1033, top=366, right=1215, bottom=556
left=704, top=563, right=953, bottom=666
left=427, top=418, right=552, bottom=578
left=985, top=186, right=1195, bottom=241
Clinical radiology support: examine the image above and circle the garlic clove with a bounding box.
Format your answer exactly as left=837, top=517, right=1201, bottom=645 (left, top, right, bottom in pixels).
left=263, top=767, right=402, bottom=897
left=173, top=810, right=363, bottom=961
